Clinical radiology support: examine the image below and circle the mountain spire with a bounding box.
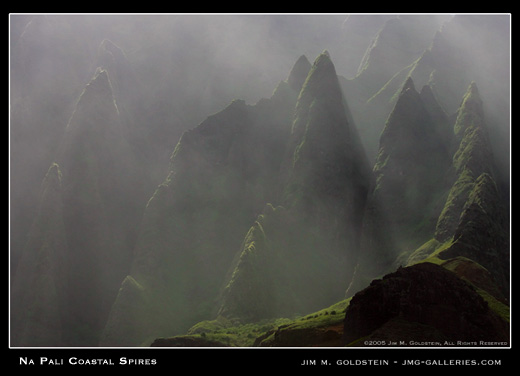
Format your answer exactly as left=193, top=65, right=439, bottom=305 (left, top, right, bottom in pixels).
left=11, top=163, right=68, bottom=346
left=287, top=55, right=311, bottom=92
left=355, top=73, right=451, bottom=288
left=454, top=81, right=484, bottom=139
left=285, top=51, right=369, bottom=216
left=219, top=52, right=371, bottom=322
left=435, top=82, right=494, bottom=242
left=401, top=75, right=415, bottom=94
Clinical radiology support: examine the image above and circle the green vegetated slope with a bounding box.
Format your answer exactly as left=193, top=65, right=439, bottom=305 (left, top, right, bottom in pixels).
left=155, top=80, right=509, bottom=347
left=407, top=83, right=509, bottom=289
left=102, top=51, right=372, bottom=346
left=297, top=82, right=508, bottom=347
left=100, top=55, right=311, bottom=346
left=349, top=77, right=451, bottom=293
left=152, top=298, right=351, bottom=347
left=148, top=77, right=509, bottom=348
left=218, top=52, right=370, bottom=322
left=11, top=15, right=509, bottom=348
left=310, top=81, right=508, bottom=347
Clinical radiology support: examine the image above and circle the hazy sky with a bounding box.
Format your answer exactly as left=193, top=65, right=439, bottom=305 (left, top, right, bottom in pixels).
left=9, top=13, right=510, bottom=258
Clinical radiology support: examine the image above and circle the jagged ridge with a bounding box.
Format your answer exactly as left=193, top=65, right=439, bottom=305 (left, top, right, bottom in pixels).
left=218, top=52, right=370, bottom=323
left=100, top=55, right=306, bottom=346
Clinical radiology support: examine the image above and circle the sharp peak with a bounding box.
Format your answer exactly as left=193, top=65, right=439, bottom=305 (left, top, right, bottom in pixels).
left=44, top=162, right=62, bottom=184
left=296, top=50, right=340, bottom=95
left=420, top=83, right=433, bottom=95
left=67, top=67, right=119, bottom=127
left=460, top=81, right=483, bottom=108
left=287, top=55, right=312, bottom=91
left=453, top=81, right=485, bottom=139
left=419, top=84, right=443, bottom=106
left=82, top=68, right=115, bottom=95
left=100, top=38, right=119, bottom=49
left=295, top=54, right=311, bottom=65
left=401, top=76, right=416, bottom=93
left=98, top=39, right=127, bottom=59
left=313, top=50, right=332, bottom=64
left=467, top=81, right=480, bottom=95
left=307, top=50, right=337, bottom=79
left=93, top=67, right=109, bottom=79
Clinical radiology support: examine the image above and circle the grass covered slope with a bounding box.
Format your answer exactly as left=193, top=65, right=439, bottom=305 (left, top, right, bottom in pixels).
left=408, top=83, right=509, bottom=296
left=152, top=299, right=350, bottom=347
left=151, top=79, right=509, bottom=348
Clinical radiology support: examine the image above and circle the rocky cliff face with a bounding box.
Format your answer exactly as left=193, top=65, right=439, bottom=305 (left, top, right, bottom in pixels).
left=103, top=52, right=371, bottom=345
left=374, top=77, right=449, bottom=235
left=343, top=262, right=509, bottom=346
left=283, top=52, right=370, bottom=230
left=438, top=173, right=509, bottom=295
left=100, top=56, right=305, bottom=346
left=218, top=52, right=370, bottom=322
left=10, top=16, right=509, bottom=348
left=349, top=77, right=451, bottom=294
left=247, top=80, right=509, bottom=348
left=427, top=83, right=508, bottom=296
left=435, top=84, right=493, bottom=240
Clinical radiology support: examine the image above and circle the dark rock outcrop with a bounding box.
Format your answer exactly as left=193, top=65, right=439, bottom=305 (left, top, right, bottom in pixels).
left=441, top=257, right=507, bottom=305
left=343, top=262, right=509, bottom=346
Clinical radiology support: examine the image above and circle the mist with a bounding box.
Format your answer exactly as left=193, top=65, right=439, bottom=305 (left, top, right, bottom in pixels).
left=9, top=13, right=510, bottom=348
left=9, top=13, right=374, bottom=279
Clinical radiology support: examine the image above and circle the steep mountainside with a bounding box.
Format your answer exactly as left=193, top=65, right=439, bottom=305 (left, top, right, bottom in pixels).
left=10, top=16, right=95, bottom=272
left=10, top=15, right=509, bottom=348
left=349, top=77, right=451, bottom=294
left=407, top=83, right=509, bottom=297
left=342, top=15, right=510, bottom=181
left=433, top=84, right=508, bottom=294
left=434, top=83, right=494, bottom=241
left=340, top=15, right=449, bottom=161
left=225, top=80, right=509, bottom=348
left=104, top=48, right=508, bottom=349
left=100, top=57, right=306, bottom=346
left=218, top=52, right=370, bottom=322
left=11, top=164, right=68, bottom=346
left=11, top=69, right=146, bottom=346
